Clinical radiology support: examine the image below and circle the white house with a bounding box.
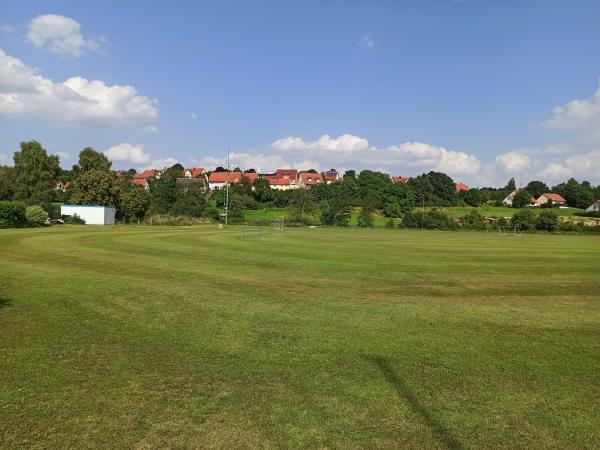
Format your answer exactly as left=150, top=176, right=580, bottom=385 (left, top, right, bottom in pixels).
left=503, top=189, right=534, bottom=207
left=533, top=193, right=567, bottom=207
left=586, top=200, right=600, bottom=213
left=61, top=205, right=116, bottom=225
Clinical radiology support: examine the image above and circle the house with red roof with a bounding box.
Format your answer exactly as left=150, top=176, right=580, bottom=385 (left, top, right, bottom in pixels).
left=275, top=169, right=298, bottom=180
left=455, top=182, right=469, bottom=193
left=392, top=176, right=411, bottom=184
left=208, top=171, right=243, bottom=190
left=503, top=189, right=535, bottom=207
left=533, top=193, right=567, bottom=207
left=130, top=169, right=160, bottom=189
left=182, top=167, right=205, bottom=178
left=321, top=169, right=340, bottom=184
left=297, top=172, right=323, bottom=188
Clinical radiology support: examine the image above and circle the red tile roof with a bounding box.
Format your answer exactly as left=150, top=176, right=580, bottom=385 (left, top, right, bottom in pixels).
left=275, top=169, right=298, bottom=179
left=392, top=176, right=411, bottom=183
left=133, top=169, right=158, bottom=179
left=244, top=172, right=259, bottom=182
left=183, top=167, right=205, bottom=177
left=541, top=193, right=566, bottom=203
left=299, top=172, right=323, bottom=185
left=455, top=182, right=469, bottom=192
left=208, top=171, right=243, bottom=183
left=268, top=178, right=291, bottom=186
left=130, top=178, right=148, bottom=187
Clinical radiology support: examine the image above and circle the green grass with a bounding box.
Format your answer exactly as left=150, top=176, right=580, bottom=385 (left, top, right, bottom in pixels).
left=432, top=205, right=584, bottom=218
left=1, top=226, right=599, bottom=448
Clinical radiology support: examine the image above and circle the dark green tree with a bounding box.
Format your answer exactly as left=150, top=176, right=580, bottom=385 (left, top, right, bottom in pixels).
left=357, top=205, right=375, bottom=228
left=462, top=188, right=483, bottom=207
left=511, top=209, right=536, bottom=230
left=289, top=188, right=316, bottom=223
left=252, top=178, right=274, bottom=203
left=121, top=188, right=152, bottom=222
left=13, top=140, right=61, bottom=204
left=512, top=190, right=532, bottom=208
left=172, top=183, right=207, bottom=217
left=0, top=166, right=16, bottom=200
left=524, top=180, right=549, bottom=199
left=553, top=178, right=594, bottom=209
left=73, top=147, right=112, bottom=173
left=535, top=210, right=558, bottom=232
left=505, top=177, right=517, bottom=192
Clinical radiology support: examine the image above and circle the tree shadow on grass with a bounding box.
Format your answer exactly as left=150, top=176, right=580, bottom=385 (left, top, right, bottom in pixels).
left=369, top=356, right=463, bottom=450
left=0, top=296, right=12, bottom=308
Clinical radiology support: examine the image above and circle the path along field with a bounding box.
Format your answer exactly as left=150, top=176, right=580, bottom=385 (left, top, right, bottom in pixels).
left=1, top=226, right=599, bottom=449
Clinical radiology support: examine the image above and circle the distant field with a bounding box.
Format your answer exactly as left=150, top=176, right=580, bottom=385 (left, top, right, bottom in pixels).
left=1, top=226, right=599, bottom=448
left=244, top=205, right=585, bottom=226
left=432, top=205, right=584, bottom=218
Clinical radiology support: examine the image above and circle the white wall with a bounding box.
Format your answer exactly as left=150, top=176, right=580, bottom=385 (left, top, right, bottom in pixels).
left=61, top=205, right=115, bottom=225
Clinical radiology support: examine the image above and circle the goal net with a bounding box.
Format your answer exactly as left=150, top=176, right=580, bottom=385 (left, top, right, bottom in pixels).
left=240, top=228, right=261, bottom=241
left=273, top=217, right=284, bottom=231
left=498, top=226, right=521, bottom=236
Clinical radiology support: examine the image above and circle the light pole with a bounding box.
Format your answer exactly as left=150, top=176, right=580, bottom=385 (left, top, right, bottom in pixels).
left=224, top=149, right=230, bottom=226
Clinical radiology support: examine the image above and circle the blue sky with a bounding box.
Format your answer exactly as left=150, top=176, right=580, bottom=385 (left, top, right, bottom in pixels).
left=1, top=0, right=600, bottom=185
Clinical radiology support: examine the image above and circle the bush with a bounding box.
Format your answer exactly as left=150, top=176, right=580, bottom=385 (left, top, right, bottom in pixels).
left=384, top=218, right=395, bottom=228
left=64, top=213, right=86, bottom=225
left=511, top=209, right=535, bottom=231
left=512, top=190, right=532, bottom=209
left=25, top=205, right=49, bottom=227
left=460, top=209, right=486, bottom=230
left=0, top=201, right=27, bottom=228
left=402, top=209, right=454, bottom=230
left=144, top=214, right=211, bottom=226
left=357, top=206, right=374, bottom=228
left=574, top=211, right=600, bottom=218
left=558, top=219, right=582, bottom=233
left=535, top=210, right=558, bottom=232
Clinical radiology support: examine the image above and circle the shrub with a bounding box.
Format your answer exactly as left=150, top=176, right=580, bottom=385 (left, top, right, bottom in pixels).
left=535, top=210, right=558, bottom=232
left=25, top=205, right=49, bottom=227
left=384, top=218, right=395, bottom=228
left=357, top=206, right=374, bottom=228
left=460, top=209, right=486, bottom=230
left=0, top=201, right=27, bottom=228
left=574, top=211, right=600, bottom=218
left=144, top=214, right=210, bottom=226
left=401, top=209, right=454, bottom=230
left=558, top=219, right=582, bottom=233
left=511, top=209, right=535, bottom=231
left=64, top=213, right=86, bottom=225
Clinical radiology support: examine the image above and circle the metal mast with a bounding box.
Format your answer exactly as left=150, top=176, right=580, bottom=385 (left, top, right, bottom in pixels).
left=224, top=149, right=230, bottom=226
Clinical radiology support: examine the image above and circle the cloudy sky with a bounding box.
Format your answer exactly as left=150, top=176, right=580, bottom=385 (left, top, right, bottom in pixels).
left=1, top=0, right=600, bottom=186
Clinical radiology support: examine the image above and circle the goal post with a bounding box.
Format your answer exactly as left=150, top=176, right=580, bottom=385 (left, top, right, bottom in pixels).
left=498, top=226, right=521, bottom=236
left=240, top=228, right=261, bottom=241
left=273, top=217, right=284, bottom=231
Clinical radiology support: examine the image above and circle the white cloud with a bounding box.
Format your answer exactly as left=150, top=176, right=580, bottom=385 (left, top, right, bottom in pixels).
left=104, top=143, right=151, bottom=165
left=27, top=14, right=100, bottom=57
left=55, top=151, right=70, bottom=161
left=494, top=151, right=531, bottom=173
left=143, top=125, right=159, bottom=133
left=0, top=154, right=10, bottom=165
left=270, top=134, right=481, bottom=177
left=0, top=49, right=158, bottom=127
left=149, top=157, right=179, bottom=170
left=544, top=81, right=600, bottom=144
left=385, top=142, right=481, bottom=176
left=191, top=112, right=198, bottom=120
left=359, top=33, right=375, bottom=49
left=272, top=134, right=370, bottom=153
left=537, top=151, right=600, bottom=183
left=1, top=25, right=16, bottom=33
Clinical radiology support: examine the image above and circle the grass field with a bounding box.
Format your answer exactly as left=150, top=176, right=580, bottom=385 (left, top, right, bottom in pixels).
left=244, top=205, right=585, bottom=226
left=1, top=226, right=599, bottom=448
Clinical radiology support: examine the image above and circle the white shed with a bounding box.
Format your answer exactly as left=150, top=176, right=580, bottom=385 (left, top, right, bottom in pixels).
left=61, top=205, right=115, bottom=225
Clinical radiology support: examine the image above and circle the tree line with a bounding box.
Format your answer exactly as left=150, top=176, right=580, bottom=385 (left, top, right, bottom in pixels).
left=0, top=140, right=599, bottom=228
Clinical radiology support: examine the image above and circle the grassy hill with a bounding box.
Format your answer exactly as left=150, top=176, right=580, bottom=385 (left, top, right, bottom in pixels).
left=1, top=226, right=599, bottom=448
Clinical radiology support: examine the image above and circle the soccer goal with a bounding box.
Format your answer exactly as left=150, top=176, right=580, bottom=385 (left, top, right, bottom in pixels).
left=273, top=217, right=284, bottom=231
left=241, top=228, right=261, bottom=241
left=498, top=226, right=521, bottom=236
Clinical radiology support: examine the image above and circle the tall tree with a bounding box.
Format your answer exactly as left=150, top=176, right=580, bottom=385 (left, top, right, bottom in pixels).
left=0, top=166, right=16, bottom=200
left=74, top=147, right=112, bottom=173
left=505, top=177, right=517, bottom=192
left=553, top=178, right=594, bottom=209
left=524, top=180, right=549, bottom=199
left=13, top=140, right=61, bottom=204
left=172, top=183, right=207, bottom=217
left=71, top=170, right=122, bottom=207
left=122, top=188, right=152, bottom=222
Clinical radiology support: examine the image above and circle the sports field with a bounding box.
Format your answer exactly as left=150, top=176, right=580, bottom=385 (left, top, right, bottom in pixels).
left=1, top=226, right=599, bottom=448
